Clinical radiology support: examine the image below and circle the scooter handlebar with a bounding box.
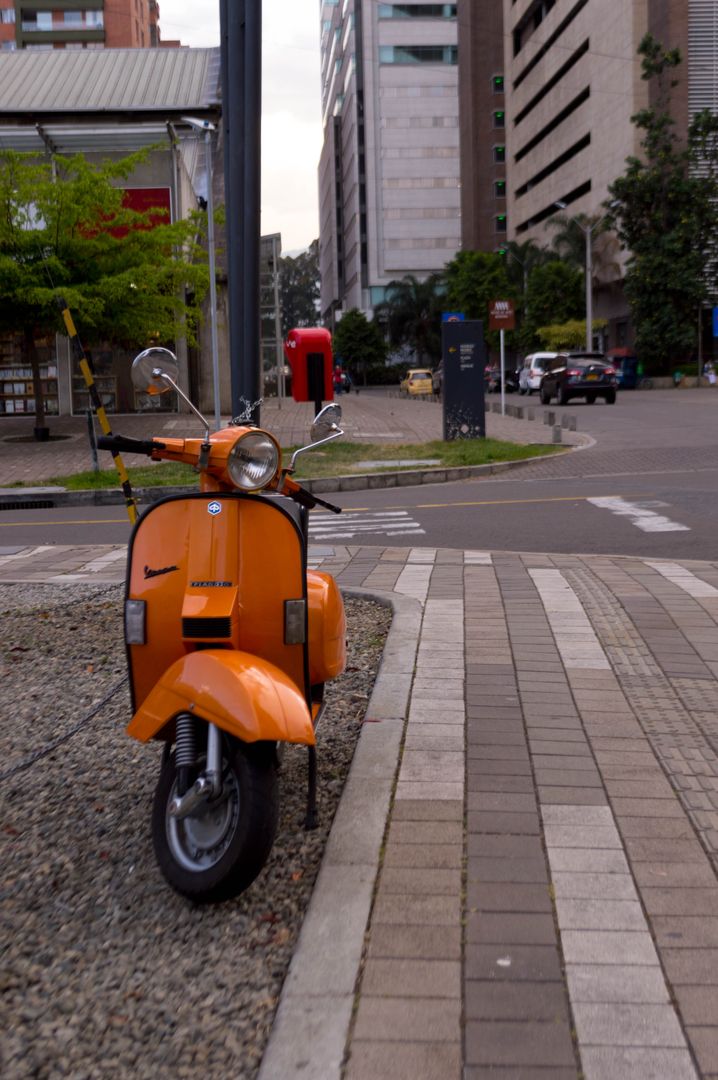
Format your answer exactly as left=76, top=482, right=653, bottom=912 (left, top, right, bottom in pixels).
left=96, top=434, right=164, bottom=456
left=289, top=485, right=342, bottom=515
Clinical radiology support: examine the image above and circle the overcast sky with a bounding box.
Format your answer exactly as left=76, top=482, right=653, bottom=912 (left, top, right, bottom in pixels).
left=160, top=1, right=322, bottom=254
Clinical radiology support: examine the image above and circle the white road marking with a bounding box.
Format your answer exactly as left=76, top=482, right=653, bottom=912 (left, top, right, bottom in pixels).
left=587, top=496, right=689, bottom=532
left=308, top=509, right=425, bottom=540
left=645, top=561, right=718, bottom=598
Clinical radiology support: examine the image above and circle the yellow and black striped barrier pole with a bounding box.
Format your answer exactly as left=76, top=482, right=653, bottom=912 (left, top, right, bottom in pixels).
left=57, top=298, right=138, bottom=524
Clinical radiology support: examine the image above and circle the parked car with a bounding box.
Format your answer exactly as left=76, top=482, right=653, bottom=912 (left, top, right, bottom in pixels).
left=400, top=368, right=433, bottom=395
left=518, top=352, right=557, bottom=395
left=539, top=352, right=617, bottom=405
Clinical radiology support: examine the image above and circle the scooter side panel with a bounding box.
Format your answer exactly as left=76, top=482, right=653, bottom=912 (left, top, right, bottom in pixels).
left=307, top=571, right=347, bottom=684
left=127, top=649, right=315, bottom=746
left=127, top=494, right=308, bottom=711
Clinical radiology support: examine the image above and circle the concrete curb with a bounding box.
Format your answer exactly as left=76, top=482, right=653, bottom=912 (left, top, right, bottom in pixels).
left=0, top=439, right=590, bottom=509
left=257, top=587, right=422, bottom=1080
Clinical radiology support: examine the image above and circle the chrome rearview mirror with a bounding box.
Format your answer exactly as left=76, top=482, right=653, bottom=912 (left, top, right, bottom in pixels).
left=289, top=402, right=344, bottom=471
left=311, top=402, right=343, bottom=442
left=132, top=346, right=211, bottom=440
left=131, top=347, right=179, bottom=395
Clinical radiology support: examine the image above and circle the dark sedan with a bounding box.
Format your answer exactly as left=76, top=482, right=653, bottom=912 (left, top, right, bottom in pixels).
left=539, top=353, right=617, bottom=405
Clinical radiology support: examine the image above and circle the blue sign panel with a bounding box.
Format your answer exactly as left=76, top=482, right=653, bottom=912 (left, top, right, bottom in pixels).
left=442, top=312, right=465, bottom=323
left=713, top=306, right=718, bottom=337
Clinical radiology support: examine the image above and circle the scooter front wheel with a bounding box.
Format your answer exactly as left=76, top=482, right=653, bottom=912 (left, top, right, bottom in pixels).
left=151, top=737, right=278, bottom=903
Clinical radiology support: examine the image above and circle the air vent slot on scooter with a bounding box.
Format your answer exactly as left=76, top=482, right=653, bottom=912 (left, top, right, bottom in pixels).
left=182, top=617, right=232, bottom=639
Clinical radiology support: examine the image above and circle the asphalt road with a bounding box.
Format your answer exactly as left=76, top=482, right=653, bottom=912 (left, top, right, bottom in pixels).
left=2, top=388, right=718, bottom=558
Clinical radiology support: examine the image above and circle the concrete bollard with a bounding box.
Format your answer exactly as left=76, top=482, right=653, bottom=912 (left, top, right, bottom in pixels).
left=544, top=411, right=556, bottom=426
left=526, top=408, right=535, bottom=421
left=552, top=425, right=562, bottom=443
left=561, top=415, right=577, bottom=431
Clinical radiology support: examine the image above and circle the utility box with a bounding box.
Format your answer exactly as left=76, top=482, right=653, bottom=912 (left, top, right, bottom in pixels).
left=284, top=328, right=334, bottom=410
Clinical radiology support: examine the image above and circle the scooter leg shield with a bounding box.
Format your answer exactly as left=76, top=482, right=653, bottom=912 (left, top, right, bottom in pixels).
left=127, top=649, right=315, bottom=746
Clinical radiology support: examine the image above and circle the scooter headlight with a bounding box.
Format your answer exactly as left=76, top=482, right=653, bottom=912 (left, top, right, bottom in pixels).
left=227, top=431, right=280, bottom=491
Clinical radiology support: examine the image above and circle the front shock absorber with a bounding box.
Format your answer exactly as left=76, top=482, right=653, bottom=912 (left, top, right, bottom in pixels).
left=175, top=713, right=197, bottom=796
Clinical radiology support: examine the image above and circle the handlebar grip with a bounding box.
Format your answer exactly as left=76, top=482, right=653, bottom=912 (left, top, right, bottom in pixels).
left=290, top=485, right=342, bottom=515
left=96, top=435, right=163, bottom=456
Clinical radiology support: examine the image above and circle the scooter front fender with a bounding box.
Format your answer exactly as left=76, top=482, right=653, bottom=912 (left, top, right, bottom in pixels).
left=126, top=649, right=315, bottom=746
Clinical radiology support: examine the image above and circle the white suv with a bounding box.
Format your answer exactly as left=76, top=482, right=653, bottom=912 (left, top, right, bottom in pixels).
left=518, top=352, right=557, bottom=395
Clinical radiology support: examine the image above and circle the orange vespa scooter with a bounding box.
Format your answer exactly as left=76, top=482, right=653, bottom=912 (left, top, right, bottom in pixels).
left=97, top=348, right=346, bottom=902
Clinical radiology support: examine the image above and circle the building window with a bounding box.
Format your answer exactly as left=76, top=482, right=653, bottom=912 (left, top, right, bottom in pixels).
left=496, top=215, right=507, bottom=233
left=493, top=110, right=505, bottom=128
left=378, top=4, right=457, bottom=16
left=492, top=74, right=504, bottom=93
left=379, top=44, right=458, bottom=64
left=0, top=8, right=15, bottom=22
left=494, top=179, right=506, bottom=198
left=493, top=145, right=506, bottom=163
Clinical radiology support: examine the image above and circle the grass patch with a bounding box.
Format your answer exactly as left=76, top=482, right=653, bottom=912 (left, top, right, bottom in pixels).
left=20, top=438, right=562, bottom=490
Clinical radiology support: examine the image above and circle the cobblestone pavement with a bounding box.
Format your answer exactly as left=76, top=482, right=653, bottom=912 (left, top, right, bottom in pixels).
left=3, top=542, right=718, bottom=1078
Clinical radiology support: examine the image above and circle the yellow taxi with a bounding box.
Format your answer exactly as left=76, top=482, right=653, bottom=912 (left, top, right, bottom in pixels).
left=400, top=368, right=433, bottom=396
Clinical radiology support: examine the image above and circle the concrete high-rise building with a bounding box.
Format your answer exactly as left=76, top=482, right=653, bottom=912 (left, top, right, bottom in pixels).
left=318, top=1, right=461, bottom=324
left=457, top=2, right=506, bottom=253
left=455, top=0, right=717, bottom=348
left=0, top=1, right=167, bottom=51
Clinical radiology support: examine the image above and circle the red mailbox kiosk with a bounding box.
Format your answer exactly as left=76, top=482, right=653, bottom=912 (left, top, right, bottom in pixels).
left=284, top=327, right=334, bottom=412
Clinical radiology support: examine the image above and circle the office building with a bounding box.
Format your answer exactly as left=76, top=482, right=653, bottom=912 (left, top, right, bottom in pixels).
left=318, top=1, right=461, bottom=324
left=453, top=0, right=717, bottom=348
left=457, top=2, right=506, bottom=252
left=0, top=1, right=164, bottom=51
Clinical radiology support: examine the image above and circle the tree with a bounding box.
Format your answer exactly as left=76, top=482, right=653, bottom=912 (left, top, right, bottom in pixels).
left=521, top=261, right=584, bottom=347
left=375, top=273, right=444, bottom=366
left=279, top=239, right=320, bottom=335
left=606, top=34, right=718, bottom=373
left=546, top=213, right=621, bottom=286
left=332, top=308, right=388, bottom=385
left=0, top=148, right=209, bottom=433
left=500, top=239, right=553, bottom=298
left=536, top=318, right=608, bottom=351
left=444, top=250, right=517, bottom=351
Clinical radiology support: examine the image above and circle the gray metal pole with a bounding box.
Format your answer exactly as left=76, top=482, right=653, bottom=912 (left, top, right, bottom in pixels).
left=585, top=225, right=593, bottom=352
left=205, top=127, right=221, bottom=430
left=243, top=0, right=262, bottom=425
left=221, top=0, right=245, bottom=420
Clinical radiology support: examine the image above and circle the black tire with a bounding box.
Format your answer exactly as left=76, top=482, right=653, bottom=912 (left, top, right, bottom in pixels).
left=605, top=389, right=617, bottom=404
left=559, top=387, right=570, bottom=406
left=540, top=387, right=551, bottom=405
left=586, top=392, right=597, bottom=404
left=152, top=735, right=278, bottom=903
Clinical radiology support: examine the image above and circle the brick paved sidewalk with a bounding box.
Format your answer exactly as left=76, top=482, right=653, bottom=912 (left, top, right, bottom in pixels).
left=2, top=542, right=717, bottom=1078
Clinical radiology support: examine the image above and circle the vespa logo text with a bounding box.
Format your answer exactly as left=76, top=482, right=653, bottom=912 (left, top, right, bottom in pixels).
left=144, top=564, right=179, bottom=580
left=207, top=501, right=222, bottom=516
left=190, top=581, right=232, bottom=587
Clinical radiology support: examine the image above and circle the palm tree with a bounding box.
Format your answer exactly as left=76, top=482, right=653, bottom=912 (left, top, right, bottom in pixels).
left=545, top=213, right=621, bottom=286
left=375, top=273, right=445, bottom=366
left=503, top=239, right=553, bottom=297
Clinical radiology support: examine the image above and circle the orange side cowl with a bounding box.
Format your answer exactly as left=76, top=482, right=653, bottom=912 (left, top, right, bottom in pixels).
left=126, top=649, right=315, bottom=746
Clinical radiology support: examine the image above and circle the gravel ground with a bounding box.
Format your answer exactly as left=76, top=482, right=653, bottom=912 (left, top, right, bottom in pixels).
left=0, top=584, right=391, bottom=1079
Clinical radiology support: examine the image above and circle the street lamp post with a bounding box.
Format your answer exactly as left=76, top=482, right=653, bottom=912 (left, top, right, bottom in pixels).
left=555, top=201, right=594, bottom=353
left=182, top=116, right=221, bottom=430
